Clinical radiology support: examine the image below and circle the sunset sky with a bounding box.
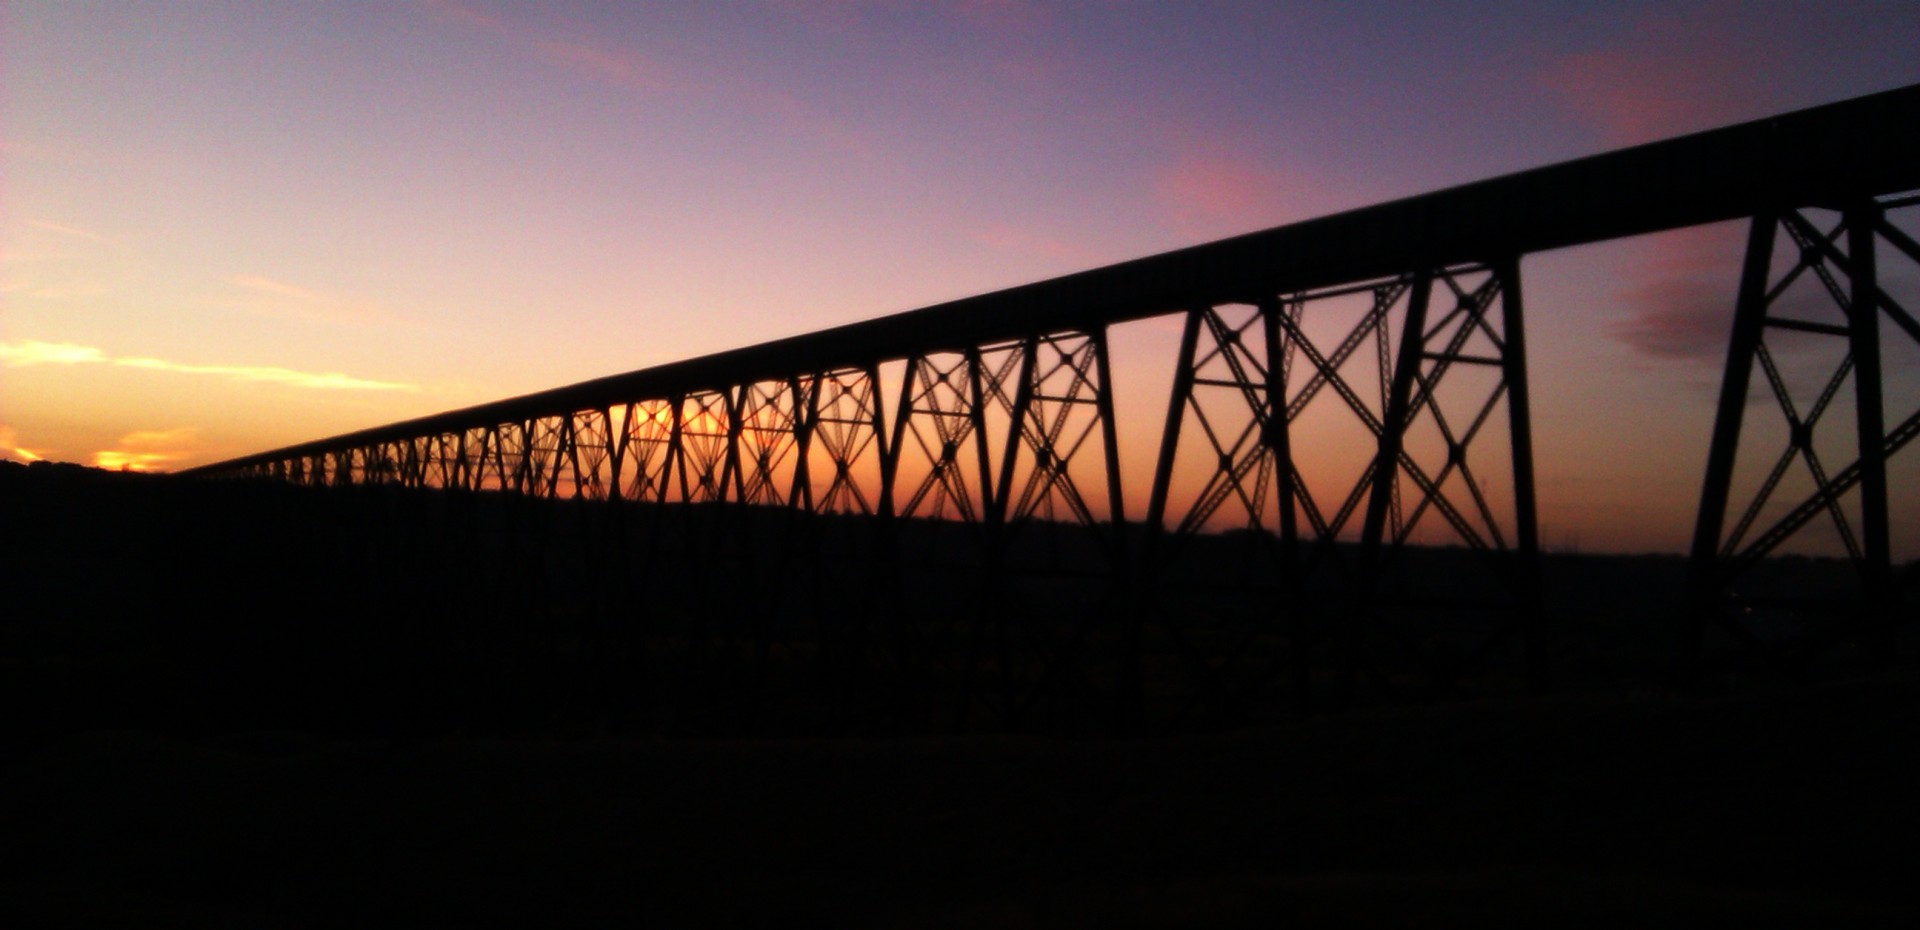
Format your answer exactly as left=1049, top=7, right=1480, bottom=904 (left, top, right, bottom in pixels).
left=4, top=1, right=1918, bottom=554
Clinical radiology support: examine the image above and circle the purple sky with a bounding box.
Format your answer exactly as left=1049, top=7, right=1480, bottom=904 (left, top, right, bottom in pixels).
left=4, top=1, right=1918, bottom=554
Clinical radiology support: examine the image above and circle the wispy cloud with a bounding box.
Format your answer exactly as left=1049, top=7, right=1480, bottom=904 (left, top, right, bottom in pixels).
left=1609, top=277, right=1731, bottom=361
left=4, top=283, right=108, bottom=300
left=223, top=274, right=407, bottom=326
left=754, top=87, right=882, bottom=162
left=0, top=424, right=47, bottom=463
left=943, top=0, right=1051, bottom=33
left=115, top=356, right=416, bottom=391
left=26, top=219, right=114, bottom=245
left=1608, top=225, right=1743, bottom=363
left=0, top=341, right=107, bottom=365
left=968, top=223, right=1100, bottom=266
left=1537, top=6, right=1764, bottom=146
left=229, top=274, right=325, bottom=302
left=0, top=339, right=417, bottom=391
left=1153, top=153, right=1298, bottom=240
left=425, top=0, right=881, bottom=162
left=93, top=428, right=197, bottom=472
left=422, top=0, right=670, bottom=93
left=530, top=37, right=663, bottom=91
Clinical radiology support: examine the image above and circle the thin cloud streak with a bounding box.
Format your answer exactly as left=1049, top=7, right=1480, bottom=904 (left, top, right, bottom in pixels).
left=422, top=0, right=671, bottom=93
left=92, top=428, right=197, bottom=472
left=229, top=274, right=326, bottom=302
left=1609, top=278, right=1731, bottom=361
left=26, top=219, right=114, bottom=244
left=0, top=339, right=416, bottom=391
left=0, top=341, right=107, bottom=365
left=0, top=424, right=47, bottom=463
left=967, top=223, right=1100, bottom=266
left=223, top=274, right=412, bottom=327
left=426, top=0, right=873, bottom=161
left=1607, top=225, right=1744, bottom=364
left=113, top=357, right=417, bottom=391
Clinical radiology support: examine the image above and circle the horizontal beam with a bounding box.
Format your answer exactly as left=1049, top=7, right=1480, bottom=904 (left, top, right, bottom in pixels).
left=188, top=84, right=1920, bottom=475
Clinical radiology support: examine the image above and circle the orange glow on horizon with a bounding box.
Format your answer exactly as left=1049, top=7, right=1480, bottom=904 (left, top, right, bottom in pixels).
left=92, top=450, right=173, bottom=472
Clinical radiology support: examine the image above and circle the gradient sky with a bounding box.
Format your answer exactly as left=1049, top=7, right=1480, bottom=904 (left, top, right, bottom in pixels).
left=5, top=1, right=1919, bottom=555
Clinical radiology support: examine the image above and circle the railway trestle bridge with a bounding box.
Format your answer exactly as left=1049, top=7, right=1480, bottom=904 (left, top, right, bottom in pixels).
left=188, top=86, right=1920, bottom=728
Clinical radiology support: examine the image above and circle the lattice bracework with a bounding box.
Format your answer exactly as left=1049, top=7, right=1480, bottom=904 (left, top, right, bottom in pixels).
left=672, top=391, right=732, bottom=503
left=613, top=399, right=676, bottom=503
left=803, top=367, right=887, bottom=515
left=890, top=348, right=1016, bottom=522
left=1689, top=195, right=1920, bottom=660
left=730, top=379, right=804, bottom=507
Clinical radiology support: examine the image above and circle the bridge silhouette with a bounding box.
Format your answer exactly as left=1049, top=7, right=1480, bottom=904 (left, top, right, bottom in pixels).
left=187, top=86, right=1920, bottom=726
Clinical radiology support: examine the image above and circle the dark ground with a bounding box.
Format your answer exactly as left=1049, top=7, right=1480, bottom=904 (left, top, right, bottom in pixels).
left=3, top=461, right=1916, bottom=926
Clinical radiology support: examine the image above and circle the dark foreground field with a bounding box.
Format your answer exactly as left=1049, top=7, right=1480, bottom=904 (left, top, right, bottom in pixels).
left=4, top=462, right=1916, bottom=925
left=5, top=675, right=1917, bottom=927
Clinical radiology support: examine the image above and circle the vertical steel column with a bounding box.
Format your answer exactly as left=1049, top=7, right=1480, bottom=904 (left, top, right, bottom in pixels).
left=885, top=356, right=922, bottom=511
left=665, top=395, right=688, bottom=503
left=509, top=420, right=532, bottom=494
left=486, top=426, right=507, bottom=491
left=789, top=377, right=814, bottom=511
left=607, top=404, right=631, bottom=502
left=1133, top=308, right=1203, bottom=726
left=1091, top=325, right=1132, bottom=730
left=1349, top=272, right=1432, bottom=696
left=868, top=363, right=895, bottom=518
left=1145, top=309, right=1204, bottom=537
left=991, top=339, right=1039, bottom=526
left=1685, top=215, right=1778, bottom=665
left=1846, top=203, right=1892, bottom=644
left=1494, top=256, right=1544, bottom=682
left=724, top=385, right=747, bottom=504
left=966, top=347, right=996, bottom=518
left=1258, top=298, right=1298, bottom=556
left=560, top=414, right=584, bottom=498
left=1091, top=327, right=1127, bottom=538
left=1360, top=272, right=1433, bottom=560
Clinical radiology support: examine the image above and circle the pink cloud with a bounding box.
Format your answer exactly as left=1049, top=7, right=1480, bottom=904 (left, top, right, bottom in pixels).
left=531, top=38, right=667, bottom=93
left=968, top=223, right=1099, bottom=266
left=769, top=0, right=1051, bottom=36
left=1153, top=154, right=1296, bottom=239
left=1537, top=5, right=1770, bottom=145
left=1608, top=225, right=1744, bottom=362
left=1609, top=277, right=1731, bottom=361
left=423, top=0, right=669, bottom=93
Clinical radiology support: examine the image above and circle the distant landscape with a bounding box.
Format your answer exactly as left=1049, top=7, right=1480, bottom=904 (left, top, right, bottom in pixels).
left=2, top=460, right=1914, bottom=925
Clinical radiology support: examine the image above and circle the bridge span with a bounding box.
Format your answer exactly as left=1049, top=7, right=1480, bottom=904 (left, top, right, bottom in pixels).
left=188, top=85, right=1920, bottom=716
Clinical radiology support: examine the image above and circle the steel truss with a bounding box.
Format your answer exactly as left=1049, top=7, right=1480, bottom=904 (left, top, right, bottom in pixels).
left=1137, top=262, right=1539, bottom=715
left=1688, top=194, right=1920, bottom=667
left=191, top=86, right=1920, bottom=725
left=217, top=267, right=1547, bottom=721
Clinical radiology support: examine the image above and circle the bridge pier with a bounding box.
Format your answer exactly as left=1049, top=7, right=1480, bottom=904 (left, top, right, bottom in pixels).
left=1686, top=194, right=1920, bottom=673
